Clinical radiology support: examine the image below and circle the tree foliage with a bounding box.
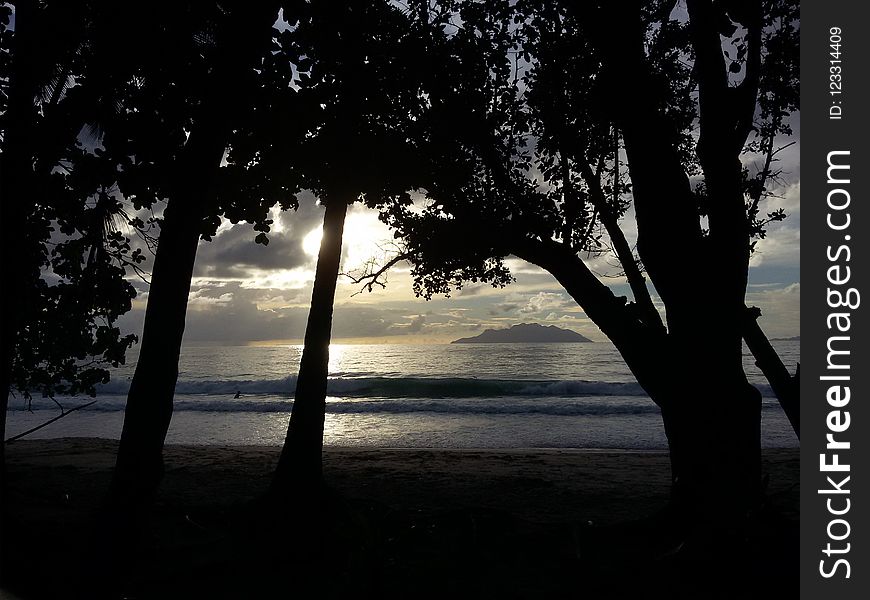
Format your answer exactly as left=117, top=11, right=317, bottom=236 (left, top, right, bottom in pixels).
left=368, top=0, right=800, bottom=517
left=2, top=1, right=800, bottom=527
left=379, top=0, right=798, bottom=302
left=1, top=1, right=146, bottom=401
left=1, top=1, right=310, bottom=403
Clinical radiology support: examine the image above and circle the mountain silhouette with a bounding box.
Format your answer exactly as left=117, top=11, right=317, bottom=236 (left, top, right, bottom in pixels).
left=451, top=323, right=593, bottom=344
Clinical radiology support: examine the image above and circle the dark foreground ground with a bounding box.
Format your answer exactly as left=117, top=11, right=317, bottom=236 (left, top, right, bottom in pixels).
left=1, top=439, right=799, bottom=599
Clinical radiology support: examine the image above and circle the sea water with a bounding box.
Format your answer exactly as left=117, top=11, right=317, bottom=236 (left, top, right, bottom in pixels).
left=5, top=340, right=800, bottom=449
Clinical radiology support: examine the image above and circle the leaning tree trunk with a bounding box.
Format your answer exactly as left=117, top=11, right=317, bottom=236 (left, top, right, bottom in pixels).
left=109, top=124, right=227, bottom=504
left=109, top=198, right=200, bottom=503
left=511, top=220, right=762, bottom=523
left=109, top=2, right=280, bottom=506
left=743, top=306, right=800, bottom=437
left=272, top=195, right=350, bottom=495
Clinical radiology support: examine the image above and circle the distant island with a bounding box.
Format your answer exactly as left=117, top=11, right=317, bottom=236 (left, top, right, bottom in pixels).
left=452, top=323, right=593, bottom=344
left=771, top=335, right=800, bottom=342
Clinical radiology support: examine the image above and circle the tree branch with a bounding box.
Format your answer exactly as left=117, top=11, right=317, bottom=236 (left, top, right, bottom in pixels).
left=742, top=307, right=799, bottom=437
left=5, top=400, right=98, bottom=444
left=510, top=234, right=669, bottom=404
left=748, top=139, right=796, bottom=220
left=595, top=1, right=705, bottom=319
left=341, top=252, right=410, bottom=295
left=734, top=1, right=764, bottom=153
left=574, top=151, right=665, bottom=335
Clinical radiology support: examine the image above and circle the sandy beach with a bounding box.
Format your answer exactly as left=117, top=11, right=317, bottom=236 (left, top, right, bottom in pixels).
left=2, top=439, right=799, bottom=598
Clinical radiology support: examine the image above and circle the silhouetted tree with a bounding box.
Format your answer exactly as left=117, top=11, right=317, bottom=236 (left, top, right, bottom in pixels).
left=601, top=0, right=799, bottom=518
left=375, top=0, right=799, bottom=532
left=0, top=2, right=167, bottom=577
left=738, top=0, right=800, bottom=436
left=0, top=0, right=153, bottom=469
left=108, top=0, right=287, bottom=504
left=271, top=0, right=433, bottom=494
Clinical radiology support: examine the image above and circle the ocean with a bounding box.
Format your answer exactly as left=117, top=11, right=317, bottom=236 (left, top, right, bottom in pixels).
left=5, top=340, right=800, bottom=449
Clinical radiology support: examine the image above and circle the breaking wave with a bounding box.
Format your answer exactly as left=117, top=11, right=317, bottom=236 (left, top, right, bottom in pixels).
left=11, top=376, right=776, bottom=416
left=95, top=375, right=773, bottom=399
left=94, top=376, right=654, bottom=399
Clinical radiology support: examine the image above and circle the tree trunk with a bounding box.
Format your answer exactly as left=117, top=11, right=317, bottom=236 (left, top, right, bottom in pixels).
left=658, top=358, right=763, bottom=520
left=592, top=1, right=765, bottom=526
left=109, top=2, right=280, bottom=505
left=272, top=195, right=349, bottom=495
left=743, top=306, right=799, bottom=437
left=510, top=236, right=669, bottom=401
left=575, top=153, right=665, bottom=336
left=109, top=199, right=200, bottom=502
left=512, top=235, right=762, bottom=523
left=109, top=125, right=227, bottom=503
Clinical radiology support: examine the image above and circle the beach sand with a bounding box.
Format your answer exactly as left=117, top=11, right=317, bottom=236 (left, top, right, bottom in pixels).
left=2, top=439, right=799, bottom=598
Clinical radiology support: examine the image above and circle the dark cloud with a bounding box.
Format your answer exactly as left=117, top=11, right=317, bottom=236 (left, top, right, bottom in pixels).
left=195, top=225, right=308, bottom=277
left=193, top=194, right=324, bottom=278
left=404, top=314, right=426, bottom=333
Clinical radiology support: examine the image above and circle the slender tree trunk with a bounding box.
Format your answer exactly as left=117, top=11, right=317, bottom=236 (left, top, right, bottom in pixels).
left=109, top=199, right=200, bottom=502
left=110, top=124, right=227, bottom=503
left=109, top=2, right=281, bottom=505
left=272, top=195, right=349, bottom=495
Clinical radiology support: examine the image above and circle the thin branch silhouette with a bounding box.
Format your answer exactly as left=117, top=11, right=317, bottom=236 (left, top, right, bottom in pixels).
left=5, top=400, right=98, bottom=444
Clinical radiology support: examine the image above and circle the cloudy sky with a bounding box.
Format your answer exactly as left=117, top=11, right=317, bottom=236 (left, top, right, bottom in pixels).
left=117, top=134, right=800, bottom=346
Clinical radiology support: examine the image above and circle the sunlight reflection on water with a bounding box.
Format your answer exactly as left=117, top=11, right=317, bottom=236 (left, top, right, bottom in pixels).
left=6, top=341, right=800, bottom=449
